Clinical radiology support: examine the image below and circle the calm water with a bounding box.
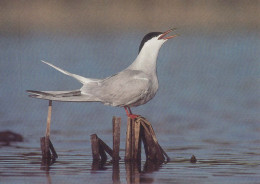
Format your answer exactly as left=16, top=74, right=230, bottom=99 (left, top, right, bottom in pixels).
left=0, top=30, right=259, bottom=184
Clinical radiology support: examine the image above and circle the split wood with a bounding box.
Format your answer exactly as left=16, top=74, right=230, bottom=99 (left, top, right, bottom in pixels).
left=125, top=116, right=170, bottom=163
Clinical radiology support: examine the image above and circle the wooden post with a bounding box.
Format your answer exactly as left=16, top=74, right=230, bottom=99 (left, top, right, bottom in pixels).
left=125, top=118, right=142, bottom=161
left=41, top=100, right=58, bottom=161
left=91, top=133, right=119, bottom=161
left=124, top=116, right=169, bottom=163
left=133, top=120, right=141, bottom=161
left=125, top=118, right=132, bottom=161
left=44, top=100, right=52, bottom=158
left=112, top=116, right=121, bottom=161
left=91, top=116, right=168, bottom=164
left=40, top=137, right=49, bottom=159
left=91, top=134, right=100, bottom=161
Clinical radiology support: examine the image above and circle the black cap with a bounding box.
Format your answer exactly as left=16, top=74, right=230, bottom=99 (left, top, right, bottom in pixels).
left=138, top=32, right=162, bottom=53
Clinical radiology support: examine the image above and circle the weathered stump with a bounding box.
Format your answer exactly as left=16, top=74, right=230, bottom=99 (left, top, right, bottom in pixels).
left=125, top=116, right=170, bottom=163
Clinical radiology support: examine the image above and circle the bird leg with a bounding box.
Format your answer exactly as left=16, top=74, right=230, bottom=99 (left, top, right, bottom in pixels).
left=124, top=107, right=139, bottom=119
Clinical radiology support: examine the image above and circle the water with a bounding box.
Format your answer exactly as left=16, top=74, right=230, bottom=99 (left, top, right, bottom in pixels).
left=0, top=30, right=259, bottom=183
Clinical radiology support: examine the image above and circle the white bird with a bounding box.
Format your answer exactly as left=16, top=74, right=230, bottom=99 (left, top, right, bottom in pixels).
left=27, top=29, right=177, bottom=119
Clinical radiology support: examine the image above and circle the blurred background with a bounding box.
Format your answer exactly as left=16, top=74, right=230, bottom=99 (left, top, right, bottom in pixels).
left=0, top=0, right=259, bottom=34
left=0, top=1, right=259, bottom=183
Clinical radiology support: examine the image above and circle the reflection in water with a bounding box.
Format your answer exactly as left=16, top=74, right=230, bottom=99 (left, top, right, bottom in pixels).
left=40, top=157, right=56, bottom=171
left=41, top=157, right=56, bottom=184
left=91, top=159, right=163, bottom=184
left=91, top=159, right=108, bottom=171
left=44, top=170, right=52, bottom=184
left=112, top=162, right=120, bottom=184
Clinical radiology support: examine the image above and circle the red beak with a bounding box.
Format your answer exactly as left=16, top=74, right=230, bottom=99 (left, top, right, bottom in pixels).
left=158, top=28, right=178, bottom=40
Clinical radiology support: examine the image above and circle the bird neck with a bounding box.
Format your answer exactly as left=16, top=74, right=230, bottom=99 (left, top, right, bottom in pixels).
left=128, top=47, right=160, bottom=74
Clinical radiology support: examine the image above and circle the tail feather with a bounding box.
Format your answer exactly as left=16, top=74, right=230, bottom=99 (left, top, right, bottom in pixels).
left=26, top=90, right=99, bottom=102
left=41, top=60, right=100, bottom=84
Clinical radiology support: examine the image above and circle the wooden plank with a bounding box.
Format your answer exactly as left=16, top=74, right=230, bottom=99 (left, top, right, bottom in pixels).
left=125, top=117, right=132, bottom=161
left=98, top=141, right=107, bottom=162
left=112, top=116, right=121, bottom=161
left=141, top=121, right=157, bottom=161
left=140, top=118, right=165, bottom=162
left=134, top=120, right=141, bottom=161
left=147, top=122, right=165, bottom=162
left=49, top=139, right=58, bottom=159
left=131, top=118, right=135, bottom=160
left=98, top=137, right=115, bottom=158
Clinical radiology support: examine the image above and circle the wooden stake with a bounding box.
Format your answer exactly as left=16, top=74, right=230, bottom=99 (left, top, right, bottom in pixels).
left=125, top=118, right=132, bottom=161
left=134, top=120, right=141, bottom=161
left=131, top=118, right=135, bottom=159
left=44, top=100, right=52, bottom=159
left=112, top=116, right=121, bottom=161
left=91, top=134, right=100, bottom=161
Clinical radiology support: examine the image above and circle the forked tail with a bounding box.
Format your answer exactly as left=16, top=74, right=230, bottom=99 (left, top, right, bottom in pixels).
left=27, top=90, right=98, bottom=102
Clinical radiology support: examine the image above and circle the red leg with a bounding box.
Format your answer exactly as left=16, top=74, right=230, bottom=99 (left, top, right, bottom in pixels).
left=128, top=107, right=132, bottom=114
left=124, top=106, right=139, bottom=119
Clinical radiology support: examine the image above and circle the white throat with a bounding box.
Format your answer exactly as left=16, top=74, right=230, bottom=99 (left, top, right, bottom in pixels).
left=127, top=37, right=166, bottom=74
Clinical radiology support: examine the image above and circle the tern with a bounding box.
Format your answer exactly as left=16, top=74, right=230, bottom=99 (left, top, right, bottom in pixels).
left=27, top=29, right=177, bottom=119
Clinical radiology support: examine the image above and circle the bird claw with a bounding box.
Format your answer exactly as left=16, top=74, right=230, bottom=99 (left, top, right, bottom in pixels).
left=128, top=114, right=140, bottom=119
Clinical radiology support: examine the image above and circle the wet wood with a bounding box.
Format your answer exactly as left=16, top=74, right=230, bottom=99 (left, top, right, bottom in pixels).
left=99, top=141, right=107, bottom=162
left=91, top=116, right=168, bottom=164
left=98, top=137, right=114, bottom=158
left=40, top=100, right=58, bottom=162
left=91, top=133, right=119, bottom=161
left=134, top=120, right=141, bottom=161
left=91, top=134, right=100, bottom=161
left=49, top=138, right=58, bottom=159
left=141, top=122, right=157, bottom=161
left=125, top=116, right=169, bottom=163
left=125, top=118, right=132, bottom=161
left=112, top=116, right=121, bottom=161
left=41, top=136, right=58, bottom=160
left=40, top=137, right=50, bottom=159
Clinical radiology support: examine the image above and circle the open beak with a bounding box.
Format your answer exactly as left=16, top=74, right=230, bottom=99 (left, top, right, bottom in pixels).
left=158, top=28, right=178, bottom=40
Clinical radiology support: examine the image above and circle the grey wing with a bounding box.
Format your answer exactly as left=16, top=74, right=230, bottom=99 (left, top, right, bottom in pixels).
left=93, top=70, right=151, bottom=107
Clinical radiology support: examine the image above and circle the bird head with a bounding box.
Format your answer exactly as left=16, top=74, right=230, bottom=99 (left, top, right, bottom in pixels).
left=138, top=28, right=177, bottom=53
